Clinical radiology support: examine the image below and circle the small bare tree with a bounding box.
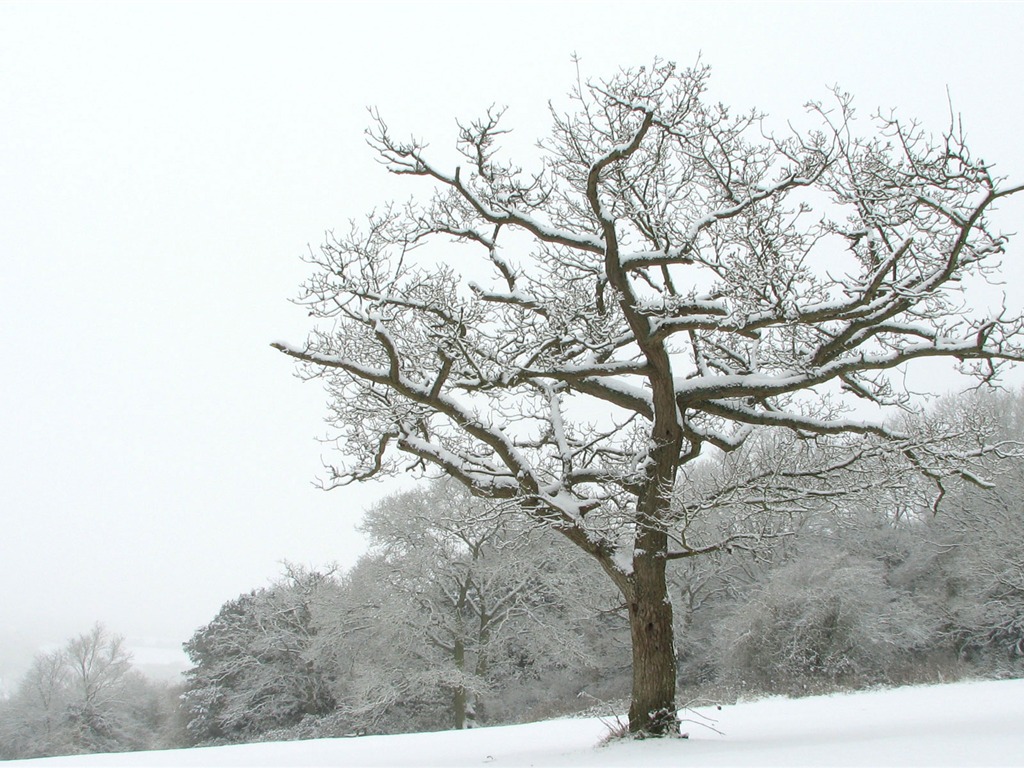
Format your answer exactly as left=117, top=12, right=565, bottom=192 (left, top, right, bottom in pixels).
left=275, top=60, right=1023, bottom=734
left=0, top=625, right=156, bottom=758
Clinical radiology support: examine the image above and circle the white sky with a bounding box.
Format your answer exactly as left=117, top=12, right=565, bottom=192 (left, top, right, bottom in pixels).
left=2, top=1, right=1023, bottom=683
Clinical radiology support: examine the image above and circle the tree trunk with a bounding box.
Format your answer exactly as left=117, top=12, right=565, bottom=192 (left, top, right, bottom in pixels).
left=472, top=620, right=489, bottom=728
left=452, top=636, right=467, bottom=729
left=451, top=580, right=471, bottom=729
left=452, top=684, right=468, bottom=730
left=627, top=534, right=679, bottom=736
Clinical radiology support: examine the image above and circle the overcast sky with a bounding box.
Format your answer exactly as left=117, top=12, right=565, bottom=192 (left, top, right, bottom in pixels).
left=3, top=1, right=1024, bottom=685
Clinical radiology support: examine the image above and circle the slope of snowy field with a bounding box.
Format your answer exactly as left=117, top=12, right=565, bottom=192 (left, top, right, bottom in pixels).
left=10, top=679, right=1024, bottom=767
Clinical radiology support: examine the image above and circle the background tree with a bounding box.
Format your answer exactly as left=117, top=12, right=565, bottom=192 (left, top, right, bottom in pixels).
left=275, top=60, right=1023, bottom=734
left=693, top=389, right=1024, bottom=694
left=62, top=624, right=137, bottom=753
left=0, top=648, right=74, bottom=758
left=894, top=391, right=1024, bottom=670
left=716, top=542, right=934, bottom=693
left=181, top=566, right=338, bottom=744
left=319, top=480, right=613, bottom=732
left=0, top=625, right=170, bottom=759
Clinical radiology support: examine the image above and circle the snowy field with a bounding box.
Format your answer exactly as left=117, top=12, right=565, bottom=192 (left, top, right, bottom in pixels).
left=10, top=679, right=1024, bottom=767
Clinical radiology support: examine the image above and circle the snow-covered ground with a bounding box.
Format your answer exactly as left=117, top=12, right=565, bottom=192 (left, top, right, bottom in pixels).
left=10, top=678, right=1024, bottom=767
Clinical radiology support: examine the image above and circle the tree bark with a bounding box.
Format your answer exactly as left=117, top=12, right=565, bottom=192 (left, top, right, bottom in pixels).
left=627, top=534, right=679, bottom=736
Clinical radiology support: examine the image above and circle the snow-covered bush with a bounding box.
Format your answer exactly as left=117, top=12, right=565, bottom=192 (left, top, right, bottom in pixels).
left=717, top=547, right=933, bottom=693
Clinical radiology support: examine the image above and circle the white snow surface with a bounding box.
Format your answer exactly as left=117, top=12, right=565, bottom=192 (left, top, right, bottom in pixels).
left=11, top=679, right=1024, bottom=767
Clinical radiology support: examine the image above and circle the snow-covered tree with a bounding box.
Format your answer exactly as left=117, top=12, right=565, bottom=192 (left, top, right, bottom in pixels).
left=0, top=625, right=166, bottom=759
left=275, top=60, right=1024, bottom=734
left=717, top=543, right=934, bottom=692
left=895, top=391, right=1024, bottom=669
left=322, top=480, right=610, bottom=731
left=0, top=650, right=74, bottom=758
left=182, top=566, right=338, bottom=744
left=941, top=494, right=1024, bottom=666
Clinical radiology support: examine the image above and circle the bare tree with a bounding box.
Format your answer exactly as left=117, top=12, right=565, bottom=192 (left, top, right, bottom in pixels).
left=0, top=625, right=164, bottom=759
left=0, top=651, right=72, bottom=758
left=275, top=60, right=1023, bottom=734
left=901, top=390, right=1024, bottom=667
left=63, top=625, right=134, bottom=752
left=334, top=480, right=602, bottom=731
